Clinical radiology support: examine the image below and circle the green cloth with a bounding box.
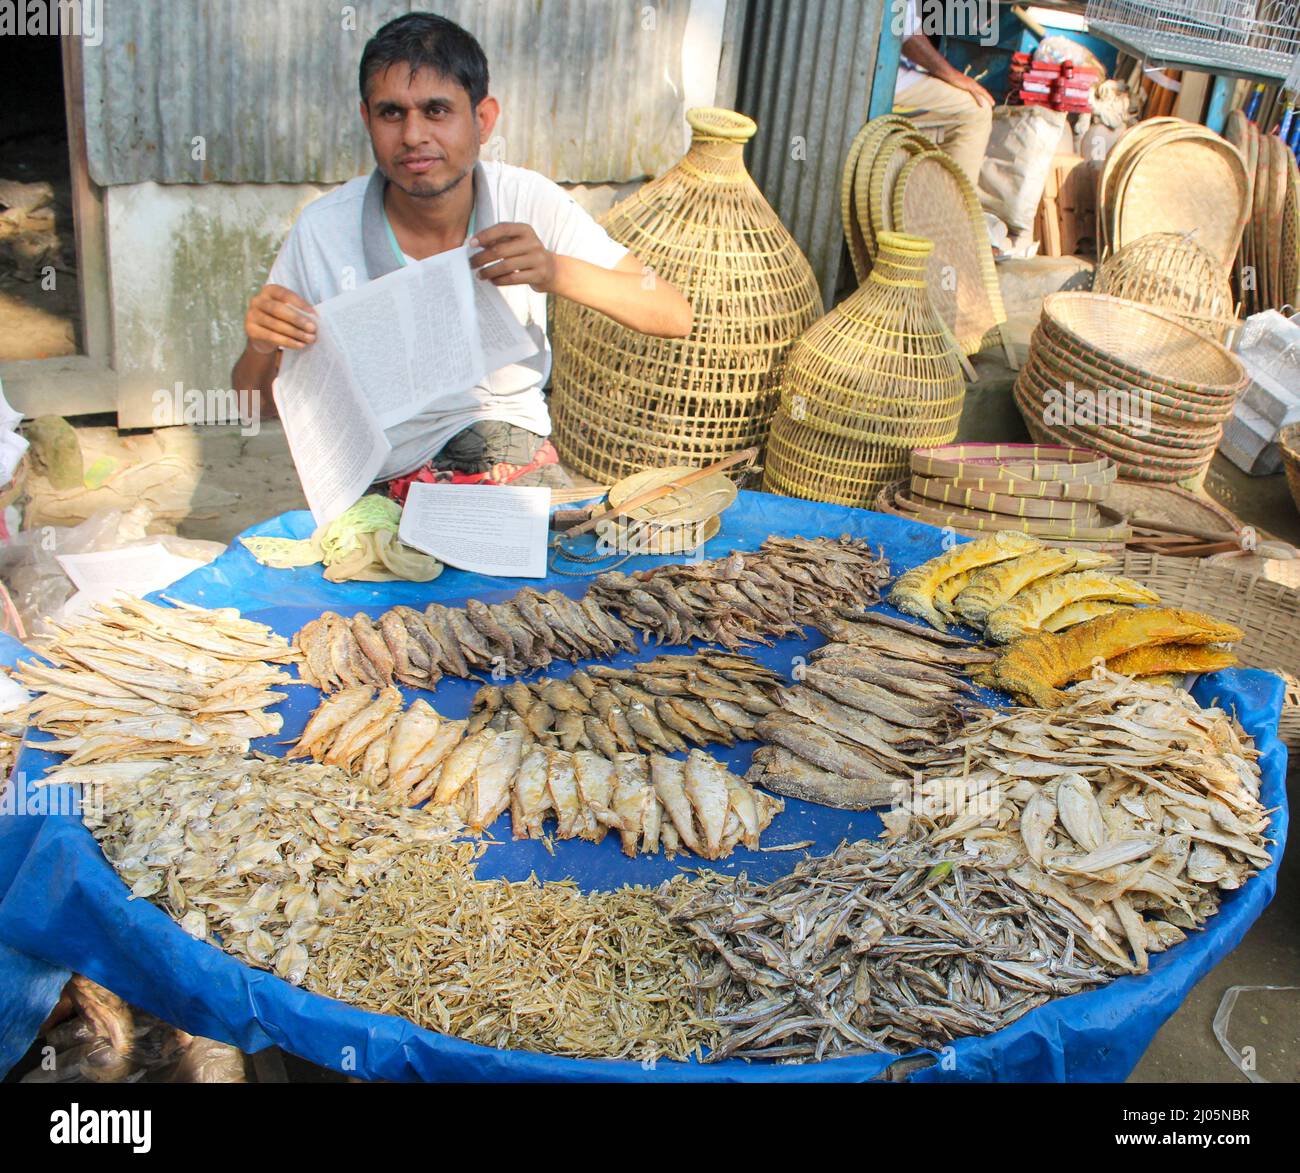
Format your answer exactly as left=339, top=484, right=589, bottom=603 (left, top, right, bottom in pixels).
left=241, top=495, right=442, bottom=583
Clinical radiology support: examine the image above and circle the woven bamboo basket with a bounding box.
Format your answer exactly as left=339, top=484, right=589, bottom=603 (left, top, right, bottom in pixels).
left=762, top=232, right=965, bottom=507
left=1121, top=551, right=1300, bottom=747
left=548, top=108, right=822, bottom=484
left=1093, top=233, right=1238, bottom=342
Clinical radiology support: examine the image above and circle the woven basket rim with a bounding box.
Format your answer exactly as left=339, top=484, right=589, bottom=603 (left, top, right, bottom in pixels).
left=685, top=107, right=757, bottom=142
left=1040, top=292, right=1246, bottom=393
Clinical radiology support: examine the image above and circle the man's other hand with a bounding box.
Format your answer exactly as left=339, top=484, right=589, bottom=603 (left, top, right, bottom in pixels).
left=245, top=284, right=318, bottom=353
left=469, top=223, right=557, bottom=292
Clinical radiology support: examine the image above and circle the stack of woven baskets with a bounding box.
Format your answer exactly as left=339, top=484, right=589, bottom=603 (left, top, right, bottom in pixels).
left=872, top=442, right=1130, bottom=551
left=549, top=108, right=822, bottom=485
left=1092, top=232, right=1237, bottom=342
left=1014, top=292, right=1248, bottom=484
left=840, top=114, right=1007, bottom=355
left=1099, top=119, right=1250, bottom=272
left=1224, top=109, right=1300, bottom=317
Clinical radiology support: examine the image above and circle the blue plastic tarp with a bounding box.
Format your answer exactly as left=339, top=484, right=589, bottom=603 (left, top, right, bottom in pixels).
left=0, top=491, right=1287, bottom=1081
left=0, top=631, right=71, bottom=1077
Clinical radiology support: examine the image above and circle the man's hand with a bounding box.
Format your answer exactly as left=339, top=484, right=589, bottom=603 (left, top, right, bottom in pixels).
left=245, top=283, right=317, bottom=353
left=949, top=72, right=995, bottom=108
left=469, top=223, right=557, bottom=292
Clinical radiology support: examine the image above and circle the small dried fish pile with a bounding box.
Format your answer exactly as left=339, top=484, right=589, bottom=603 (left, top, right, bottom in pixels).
left=293, top=592, right=640, bottom=693
left=468, top=652, right=784, bottom=755
left=288, top=690, right=782, bottom=856
left=974, top=607, right=1242, bottom=708
left=747, top=611, right=989, bottom=809
left=49, top=751, right=461, bottom=987
left=588, top=535, right=891, bottom=650
left=888, top=532, right=1159, bottom=641
left=312, top=845, right=720, bottom=1061
left=664, top=839, right=1115, bottom=1062
left=891, top=674, right=1272, bottom=971
left=16, top=598, right=296, bottom=762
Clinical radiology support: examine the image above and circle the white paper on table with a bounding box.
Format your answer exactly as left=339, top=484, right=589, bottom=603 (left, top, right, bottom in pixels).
left=317, top=244, right=536, bottom=430
left=56, top=543, right=213, bottom=619
left=398, top=483, right=551, bottom=578
left=273, top=322, right=391, bottom=525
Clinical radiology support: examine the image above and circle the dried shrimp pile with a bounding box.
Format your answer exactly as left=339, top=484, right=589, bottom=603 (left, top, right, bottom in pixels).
left=666, top=839, right=1115, bottom=1062
left=16, top=598, right=296, bottom=761
left=53, top=752, right=461, bottom=986
left=890, top=673, right=1273, bottom=971
left=311, top=845, right=720, bottom=1061
left=589, top=535, right=890, bottom=649
left=468, top=652, right=784, bottom=754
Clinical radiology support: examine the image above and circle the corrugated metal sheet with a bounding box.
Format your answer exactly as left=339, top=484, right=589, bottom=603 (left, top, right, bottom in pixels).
left=82, top=0, right=698, bottom=186
left=736, top=0, right=888, bottom=306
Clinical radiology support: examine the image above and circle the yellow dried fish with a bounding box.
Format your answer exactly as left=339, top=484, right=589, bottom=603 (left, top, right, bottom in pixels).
left=955, top=549, right=1108, bottom=627
left=985, top=572, right=1160, bottom=644
left=1040, top=599, right=1130, bottom=633
left=889, top=531, right=1040, bottom=631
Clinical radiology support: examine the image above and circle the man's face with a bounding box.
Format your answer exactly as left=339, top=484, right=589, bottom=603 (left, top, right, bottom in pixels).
left=360, top=65, right=497, bottom=200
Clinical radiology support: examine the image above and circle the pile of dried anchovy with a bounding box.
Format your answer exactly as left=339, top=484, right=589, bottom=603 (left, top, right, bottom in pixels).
left=468, top=652, right=784, bottom=755
left=56, top=752, right=461, bottom=987
left=311, top=844, right=721, bottom=1062
left=747, top=610, right=990, bottom=809
left=664, top=839, right=1117, bottom=1063
left=587, top=535, right=890, bottom=650
left=886, top=673, right=1273, bottom=971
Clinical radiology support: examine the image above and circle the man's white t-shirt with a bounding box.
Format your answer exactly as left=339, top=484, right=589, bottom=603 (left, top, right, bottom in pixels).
left=267, top=160, right=628, bottom=481
left=896, top=0, right=926, bottom=96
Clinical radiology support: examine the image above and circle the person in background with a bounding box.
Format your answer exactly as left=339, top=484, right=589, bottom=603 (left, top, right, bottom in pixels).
left=232, top=12, right=693, bottom=498
left=893, top=0, right=995, bottom=187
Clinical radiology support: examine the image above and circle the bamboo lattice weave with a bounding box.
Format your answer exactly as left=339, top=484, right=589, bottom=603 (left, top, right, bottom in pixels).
left=762, top=233, right=965, bottom=507
left=548, top=108, right=822, bottom=483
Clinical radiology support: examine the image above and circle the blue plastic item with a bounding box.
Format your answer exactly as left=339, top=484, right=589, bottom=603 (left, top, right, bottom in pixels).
left=0, top=632, right=71, bottom=1077
left=0, top=493, right=1287, bottom=1081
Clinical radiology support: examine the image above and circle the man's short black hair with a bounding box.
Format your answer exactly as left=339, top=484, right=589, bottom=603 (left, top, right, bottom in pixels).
left=359, top=12, right=489, bottom=107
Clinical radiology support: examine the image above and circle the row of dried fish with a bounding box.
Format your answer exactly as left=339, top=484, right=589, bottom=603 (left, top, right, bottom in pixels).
left=46, top=751, right=462, bottom=989
left=746, top=612, right=988, bottom=809
left=311, top=845, right=720, bottom=1061
left=293, top=592, right=640, bottom=693
left=16, top=598, right=296, bottom=762
left=890, top=531, right=1162, bottom=642
left=587, top=535, right=891, bottom=650
left=885, top=673, right=1272, bottom=972
left=664, top=839, right=1116, bottom=1063
left=974, top=607, right=1242, bottom=708
left=468, top=652, right=784, bottom=756
left=289, top=687, right=782, bottom=857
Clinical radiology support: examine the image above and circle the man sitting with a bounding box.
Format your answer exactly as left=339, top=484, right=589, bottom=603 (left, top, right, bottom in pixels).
left=233, top=12, right=692, bottom=496
left=893, top=0, right=995, bottom=187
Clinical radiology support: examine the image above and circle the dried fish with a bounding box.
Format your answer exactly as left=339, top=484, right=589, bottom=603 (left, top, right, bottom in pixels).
left=665, top=839, right=1114, bottom=1062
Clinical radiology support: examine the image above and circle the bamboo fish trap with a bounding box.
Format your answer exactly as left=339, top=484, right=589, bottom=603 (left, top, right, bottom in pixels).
left=548, top=108, right=822, bottom=484
left=763, top=232, right=966, bottom=507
